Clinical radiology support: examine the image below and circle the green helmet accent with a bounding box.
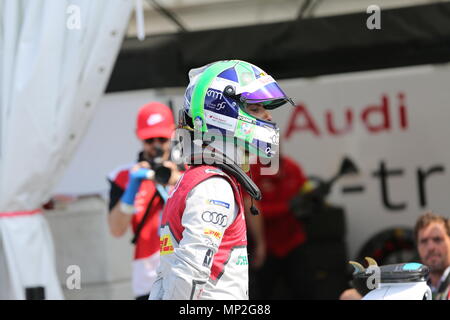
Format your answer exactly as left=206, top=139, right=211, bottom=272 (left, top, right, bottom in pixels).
left=190, top=60, right=238, bottom=132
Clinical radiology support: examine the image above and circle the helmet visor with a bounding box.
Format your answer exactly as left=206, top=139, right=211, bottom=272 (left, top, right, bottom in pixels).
left=239, top=79, right=294, bottom=110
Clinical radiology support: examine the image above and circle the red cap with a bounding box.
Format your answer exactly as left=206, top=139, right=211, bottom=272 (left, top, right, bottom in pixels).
left=136, top=102, right=175, bottom=140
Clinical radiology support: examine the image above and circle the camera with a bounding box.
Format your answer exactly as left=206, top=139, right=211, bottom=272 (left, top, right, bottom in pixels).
left=145, top=142, right=183, bottom=185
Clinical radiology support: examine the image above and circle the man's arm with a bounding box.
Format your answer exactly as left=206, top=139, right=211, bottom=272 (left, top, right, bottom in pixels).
left=108, top=201, right=133, bottom=237
left=161, top=177, right=237, bottom=300
left=339, top=288, right=362, bottom=300
left=244, top=196, right=266, bottom=269
left=107, top=162, right=150, bottom=237
left=108, top=160, right=182, bottom=238
left=108, top=179, right=134, bottom=237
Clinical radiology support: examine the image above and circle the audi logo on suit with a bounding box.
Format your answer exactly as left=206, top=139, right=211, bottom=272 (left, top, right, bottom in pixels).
left=201, top=211, right=228, bottom=227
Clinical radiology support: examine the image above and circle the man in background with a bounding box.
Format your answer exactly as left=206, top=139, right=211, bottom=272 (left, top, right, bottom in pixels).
left=107, top=102, right=181, bottom=299
left=340, top=211, right=450, bottom=300
left=415, top=211, right=450, bottom=300
left=248, top=154, right=312, bottom=299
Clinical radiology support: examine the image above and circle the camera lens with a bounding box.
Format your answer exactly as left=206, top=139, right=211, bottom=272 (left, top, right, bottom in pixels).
left=155, top=166, right=172, bottom=185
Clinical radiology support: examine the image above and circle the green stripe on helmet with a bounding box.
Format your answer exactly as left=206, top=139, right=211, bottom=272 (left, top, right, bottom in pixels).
left=190, top=60, right=238, bottom=132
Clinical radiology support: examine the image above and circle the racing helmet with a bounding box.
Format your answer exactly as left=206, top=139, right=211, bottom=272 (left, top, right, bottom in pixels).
left=179, top=60, right=294, bottom=159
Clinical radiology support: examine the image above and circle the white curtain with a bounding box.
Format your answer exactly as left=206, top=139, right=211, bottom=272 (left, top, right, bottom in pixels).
left=0, top=0, right=133, bottom=299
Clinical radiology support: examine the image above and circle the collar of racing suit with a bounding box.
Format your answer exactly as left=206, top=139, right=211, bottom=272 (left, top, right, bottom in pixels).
left=189, top=147, right=262, bottom=202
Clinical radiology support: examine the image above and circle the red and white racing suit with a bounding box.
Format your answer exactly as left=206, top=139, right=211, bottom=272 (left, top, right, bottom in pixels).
left=149, top=165, right=248, bottom=300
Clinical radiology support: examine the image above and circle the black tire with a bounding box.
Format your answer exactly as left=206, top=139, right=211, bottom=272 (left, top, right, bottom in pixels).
left=356, top=227, right=419, bottom=266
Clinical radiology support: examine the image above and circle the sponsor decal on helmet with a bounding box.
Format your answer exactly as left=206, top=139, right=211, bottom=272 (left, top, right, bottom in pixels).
left=206, top=98, right=228, bottom=112
left=235, top=120, right=256, bottom=142
left=204, top=110, right=237, bottom=131
left=215, top=101, right=226, bottom=111
left=206, top=89, right=223, bottom=100
left=194, top=116, right=203, bottom=131
left=237, top=114, right=257, bottom=125
left=265, top=146, right=274, bottom=157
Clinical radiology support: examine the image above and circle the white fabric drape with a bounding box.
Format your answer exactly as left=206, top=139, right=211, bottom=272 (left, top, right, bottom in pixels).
left=0, top=0, right=133, bottom=299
